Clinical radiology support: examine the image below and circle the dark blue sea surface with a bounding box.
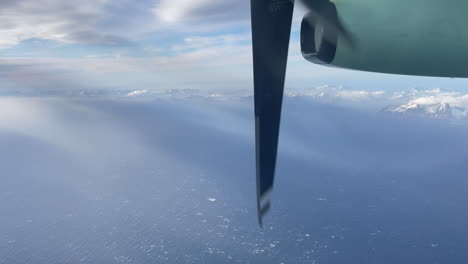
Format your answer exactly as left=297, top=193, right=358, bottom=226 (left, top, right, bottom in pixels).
left=1, top=97, right=468, bottom=263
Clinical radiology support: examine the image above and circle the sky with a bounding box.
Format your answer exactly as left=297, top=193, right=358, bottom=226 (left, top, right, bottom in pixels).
left=3, top=1, right=468, bottom=263
left=2, top=0, right=468, bottom=96
left=0, top=0, right=254, bottom=93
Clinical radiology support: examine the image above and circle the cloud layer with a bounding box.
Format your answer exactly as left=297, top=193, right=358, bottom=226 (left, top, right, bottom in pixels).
left=0, top=0, right=122, bottom=48
left=0, top=0, right=252, bottom=49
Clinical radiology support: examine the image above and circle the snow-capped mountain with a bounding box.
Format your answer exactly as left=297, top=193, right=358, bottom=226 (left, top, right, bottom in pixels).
left=381, top=102, right=468, bottom=120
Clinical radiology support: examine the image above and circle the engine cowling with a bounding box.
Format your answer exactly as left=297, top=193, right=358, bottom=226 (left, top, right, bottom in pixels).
left=300, top=0, right=468, bottom=78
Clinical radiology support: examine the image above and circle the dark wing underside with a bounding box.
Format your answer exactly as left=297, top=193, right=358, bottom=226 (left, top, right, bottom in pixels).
left=250, top=0, right=294, bottom=226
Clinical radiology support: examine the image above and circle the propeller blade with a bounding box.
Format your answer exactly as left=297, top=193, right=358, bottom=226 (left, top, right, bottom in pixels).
left=250, top=0, right=294, bottom=226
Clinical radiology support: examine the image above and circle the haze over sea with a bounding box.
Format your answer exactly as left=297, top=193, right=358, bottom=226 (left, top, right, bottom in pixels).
left=1, top=88, right=468, bottom=263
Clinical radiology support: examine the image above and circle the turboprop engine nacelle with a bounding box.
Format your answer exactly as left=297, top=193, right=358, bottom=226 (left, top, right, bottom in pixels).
left=300, top=0, right=468, bottom=78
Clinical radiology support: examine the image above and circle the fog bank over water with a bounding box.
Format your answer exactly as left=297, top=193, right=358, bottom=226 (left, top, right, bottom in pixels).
left=1, top=95, right=468, bottom=263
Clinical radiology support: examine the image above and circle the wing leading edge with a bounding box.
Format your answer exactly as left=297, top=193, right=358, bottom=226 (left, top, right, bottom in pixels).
left=250, top=0, right=294, bottom=226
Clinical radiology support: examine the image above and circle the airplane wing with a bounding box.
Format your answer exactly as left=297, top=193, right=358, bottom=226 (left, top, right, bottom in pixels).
left=250, top=0, right=294, bottom=226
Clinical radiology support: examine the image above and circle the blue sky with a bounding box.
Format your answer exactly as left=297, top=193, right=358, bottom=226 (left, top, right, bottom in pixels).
left=2, top=0, right=468, bottom=96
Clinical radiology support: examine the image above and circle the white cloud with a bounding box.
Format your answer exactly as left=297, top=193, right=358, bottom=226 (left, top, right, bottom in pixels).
left=0, top=0, right=128, bottom=48
left=408, top=95, right=468, bottom=108
left=372, top=91, right=385, bottom=96
left=385, top=87, right=468, bottom=109
left=335, top=90, right=371, bottom=100
left=154, top=0, right=215, bottom=23
left=287, top=85, right=386, bottom=101
left=150, top=0, right=251, bottom=33
left=0, top=39, right=253, bottom=92
left=127, top=90, right=149, bottom=96
left=0, top=0, right=256, bottom=51
left=172, top=34, right=251, bottom=51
